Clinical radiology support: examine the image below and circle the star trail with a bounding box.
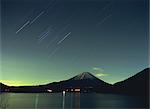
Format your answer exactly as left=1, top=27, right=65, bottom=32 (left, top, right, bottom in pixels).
left=1, top=0, right=149, bottom=86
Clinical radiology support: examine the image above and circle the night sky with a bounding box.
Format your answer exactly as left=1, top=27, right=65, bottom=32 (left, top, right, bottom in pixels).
left=1, top=0, right=149, bottom=86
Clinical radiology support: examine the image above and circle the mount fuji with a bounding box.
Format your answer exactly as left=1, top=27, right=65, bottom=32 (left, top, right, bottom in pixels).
left=43, top=72, right=112, bottom=93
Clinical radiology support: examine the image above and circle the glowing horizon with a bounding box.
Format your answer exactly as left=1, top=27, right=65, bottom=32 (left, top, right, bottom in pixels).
left=1, top=67, right=148, bottom=86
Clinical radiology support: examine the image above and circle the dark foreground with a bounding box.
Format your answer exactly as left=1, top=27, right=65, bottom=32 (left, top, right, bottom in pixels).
left=0, top=93, right=149, bottom=109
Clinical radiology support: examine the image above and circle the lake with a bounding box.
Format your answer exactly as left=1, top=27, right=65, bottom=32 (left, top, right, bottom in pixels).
left=0, top=93, right=148, bottom=109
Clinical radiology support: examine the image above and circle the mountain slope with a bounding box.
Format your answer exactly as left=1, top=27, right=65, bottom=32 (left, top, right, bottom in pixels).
left=0, top=83, right=9, bottom=92
left=67, top=72, right=111, bottom=86
left=70, top=72, right=100, bottom=80
left=113, top=68, right=149, bottom=96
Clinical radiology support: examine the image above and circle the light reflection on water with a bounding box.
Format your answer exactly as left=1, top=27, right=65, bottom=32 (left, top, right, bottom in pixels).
left=34, top=94, right=39, bottom=109
left=0, top=93, right=148, bottom=109
left=75, top=93, right=80, bottom=109
left=62, top=92, right=65, bottom=109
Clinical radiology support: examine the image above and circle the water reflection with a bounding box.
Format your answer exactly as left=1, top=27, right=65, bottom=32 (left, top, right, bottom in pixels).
left=0, top=93, right=10, bottom=109
left=62, top=92, right=81, bottom=109
left=80, top=93, right=97, bottom=108
left=74, top=93, right=80, bottom=109
left=34, top=94, right=39, bottom=109
left=1, top=93, right=148, bottom=109
left=62, top=91, right=65, bottom=109
left=70, top=93, right=73, bottom=108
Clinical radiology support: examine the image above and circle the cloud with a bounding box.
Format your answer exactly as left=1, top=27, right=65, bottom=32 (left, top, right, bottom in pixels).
left=92, top=67, right=109, bottom=77
left=93, top=67, right=104, bottom=72
left=95, top=73, right=108, bottom=77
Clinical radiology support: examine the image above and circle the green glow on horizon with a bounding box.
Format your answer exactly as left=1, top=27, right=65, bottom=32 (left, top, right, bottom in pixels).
left=1, top=56, right=148, bottom=86
left=1, top=0, right=148, bottom=87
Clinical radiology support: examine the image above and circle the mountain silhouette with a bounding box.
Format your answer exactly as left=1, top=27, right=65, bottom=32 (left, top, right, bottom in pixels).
left=43, top=72, right=111, bottom=93
left=0, top=83, right=9, bottom=92
left=113, top=68, right=149, bottom=96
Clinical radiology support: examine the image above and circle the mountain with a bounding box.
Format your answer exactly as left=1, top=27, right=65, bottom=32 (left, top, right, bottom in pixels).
left=113, top=68, right=149, bottom=96
left=43, top=72, right=112, bottom=93
left=4, top=72, right=111, bottom=93
left=0, top=83, right=9, bottom=92
left=66, top=72, right=111, bottom=87
left=70, top=72, right=100, bottom=80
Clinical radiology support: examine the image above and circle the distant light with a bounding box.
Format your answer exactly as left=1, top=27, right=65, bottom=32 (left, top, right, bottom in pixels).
left=47, top=89, right=52, bottom=92
left=63, top=91, right=66, bottom=94
left=75, top=89, right=80, bottom=92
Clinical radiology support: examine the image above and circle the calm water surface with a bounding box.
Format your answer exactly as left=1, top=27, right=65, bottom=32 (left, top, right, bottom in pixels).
left=0, top=93, right=148, bottom=109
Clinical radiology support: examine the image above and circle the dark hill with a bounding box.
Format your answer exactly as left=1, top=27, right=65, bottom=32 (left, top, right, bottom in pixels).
left=113, top=68, right=149, bottom=96
left=0, top=83, right=9, bottom=92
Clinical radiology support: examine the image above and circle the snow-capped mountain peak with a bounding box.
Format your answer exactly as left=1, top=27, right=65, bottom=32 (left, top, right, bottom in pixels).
left=71, top=72, right=97, bottom=80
